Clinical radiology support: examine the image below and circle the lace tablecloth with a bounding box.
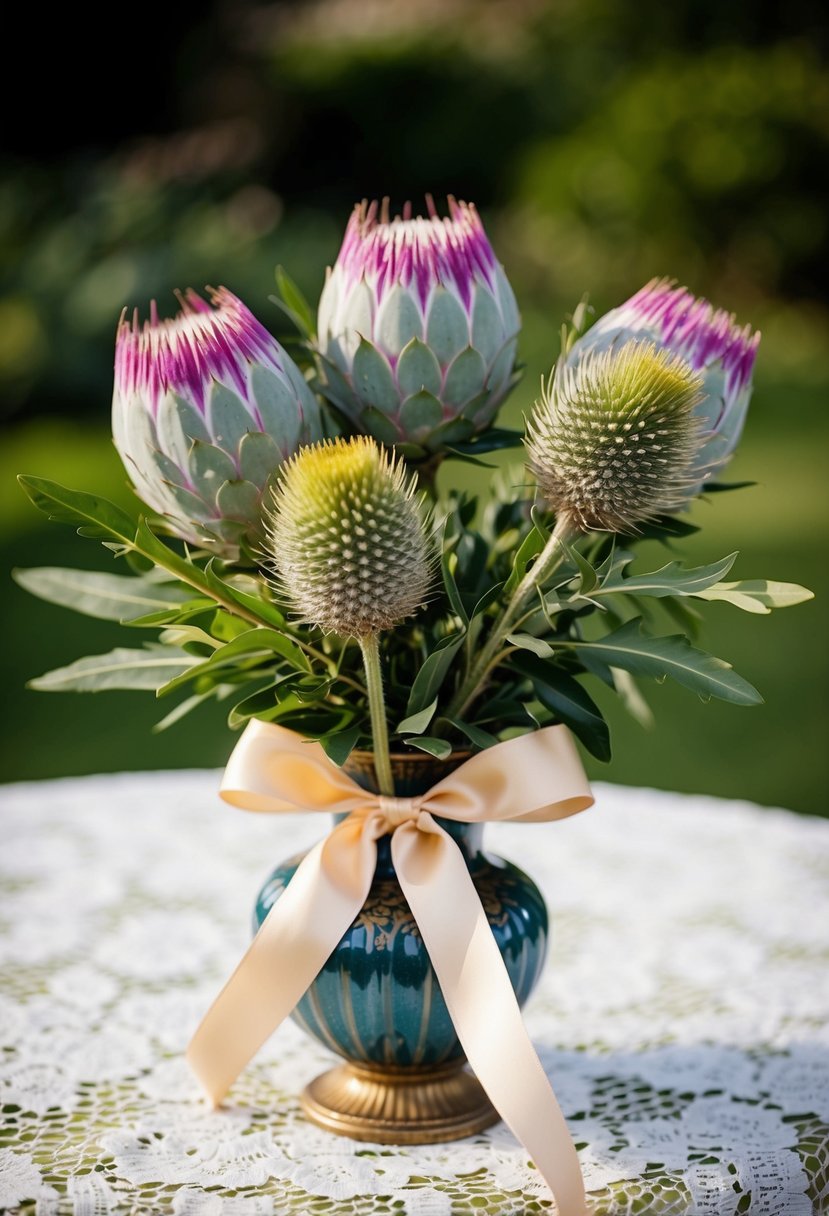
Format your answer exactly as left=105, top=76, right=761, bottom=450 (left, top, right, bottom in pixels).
left=1, top=770, right=827, bottom=1215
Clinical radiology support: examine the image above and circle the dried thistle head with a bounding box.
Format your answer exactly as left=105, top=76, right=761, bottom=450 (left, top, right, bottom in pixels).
left=265, top=437, right=433, bottom=637
left=526, top=341, right=705, bottom=532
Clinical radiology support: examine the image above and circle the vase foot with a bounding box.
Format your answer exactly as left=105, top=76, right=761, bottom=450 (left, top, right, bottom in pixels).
left=300, top=1058, right=500, bottom=1144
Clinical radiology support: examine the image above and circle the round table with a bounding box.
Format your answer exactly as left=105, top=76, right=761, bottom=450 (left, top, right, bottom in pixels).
left=1, top=771, right=827, bottom=1214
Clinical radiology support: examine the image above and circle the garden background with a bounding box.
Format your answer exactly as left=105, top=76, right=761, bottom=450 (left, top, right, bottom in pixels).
left=2, top=0, right=827, bottom=814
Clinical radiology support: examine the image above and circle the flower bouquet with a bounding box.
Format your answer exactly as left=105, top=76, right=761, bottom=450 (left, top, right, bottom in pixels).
left=16, top=198, right=812, bottom=1212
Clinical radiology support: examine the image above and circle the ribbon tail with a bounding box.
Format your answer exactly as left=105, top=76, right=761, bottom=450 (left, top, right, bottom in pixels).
left=187, top=821, right=376, bottom=1106
left=392, top=820, right=587, bottom=1216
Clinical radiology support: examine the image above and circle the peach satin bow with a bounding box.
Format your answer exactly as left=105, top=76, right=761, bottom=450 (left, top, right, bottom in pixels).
left=187, top=719, right=594, bottom=1215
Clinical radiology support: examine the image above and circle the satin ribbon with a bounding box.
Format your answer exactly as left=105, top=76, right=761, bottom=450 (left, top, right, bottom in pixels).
left=187, top=720, right=594, bottom=1215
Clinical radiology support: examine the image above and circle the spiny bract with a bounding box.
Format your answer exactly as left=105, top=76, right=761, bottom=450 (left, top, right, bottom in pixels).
left=317, top=197, right=520, bottom=457
left=112, top=287, right=322, bottom=560
left=266, top=437, right=433, bottom=637
left=527, top=341, right=705, bottom=532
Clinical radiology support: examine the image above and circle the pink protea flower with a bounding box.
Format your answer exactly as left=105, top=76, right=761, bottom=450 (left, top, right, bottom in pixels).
left=112, top=287, right=322, bottom=558
left=570, top=278, right=760, bottom=486
left=317, top=197, right=520, bottom=457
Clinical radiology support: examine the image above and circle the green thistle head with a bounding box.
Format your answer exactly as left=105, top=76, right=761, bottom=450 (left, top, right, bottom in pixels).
left=266, top=437, right=433, bottom=637
left=526, top=341, right=705, bottom=532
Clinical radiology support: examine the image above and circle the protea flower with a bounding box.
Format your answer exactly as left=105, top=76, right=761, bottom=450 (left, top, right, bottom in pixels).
left=317, top=197, right=520, bottom=458
left=570, top=279, right=760, bottom=484
left=266, top=437, right=432, bottom=638
left=527, top=341, right=705, bottom=533
left=112, top=287, right=323, bottom=559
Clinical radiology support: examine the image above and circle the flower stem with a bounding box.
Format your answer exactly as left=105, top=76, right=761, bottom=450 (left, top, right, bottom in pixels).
left=359, top=633, right=394, bottom=796
left=444, top=515, right=579, bottom=723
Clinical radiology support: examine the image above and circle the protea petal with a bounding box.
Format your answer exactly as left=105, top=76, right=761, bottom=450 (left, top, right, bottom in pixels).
left=317, top=197, right=520, bottom=455
left=112, top=288, right=322, bottom=558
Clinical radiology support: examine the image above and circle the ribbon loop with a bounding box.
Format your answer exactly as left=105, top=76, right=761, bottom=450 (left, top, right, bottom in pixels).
left=187, top=720, right=593, bottom=1216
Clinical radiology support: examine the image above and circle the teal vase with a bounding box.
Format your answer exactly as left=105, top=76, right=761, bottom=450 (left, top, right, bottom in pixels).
left=254, top=750, right=549, bottom=1143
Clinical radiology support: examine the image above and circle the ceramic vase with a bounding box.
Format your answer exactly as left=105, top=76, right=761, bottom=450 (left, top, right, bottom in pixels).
left=254, top=750, right=548, bottom=1143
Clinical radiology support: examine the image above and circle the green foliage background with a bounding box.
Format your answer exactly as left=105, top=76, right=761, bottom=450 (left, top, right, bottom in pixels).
left=2, top=0, right=827, bottom=813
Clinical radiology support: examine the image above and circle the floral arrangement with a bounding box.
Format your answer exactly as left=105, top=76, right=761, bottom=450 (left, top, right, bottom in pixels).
left=16, top=197, right=812, bottom=792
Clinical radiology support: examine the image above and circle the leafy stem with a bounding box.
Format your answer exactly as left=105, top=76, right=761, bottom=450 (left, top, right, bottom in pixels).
left=443, top=515, right=579, bottom=723
left=359, top=634, right=394, bottom=796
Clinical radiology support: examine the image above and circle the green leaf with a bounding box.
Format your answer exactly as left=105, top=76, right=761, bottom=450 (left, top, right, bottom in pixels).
left=29, top=646, right=198, bottom=693
left=530, top=505, right=550, bottom=541
left=12, top=567, right=190, bottom=622
left=510, top=652, right=611, bottom=761
left=293, top=674, right=334, bottom=702
left=701, top=480, right=756, bottom=494
left=210, top=610, right=255, bottom=642
left=441, top=716, right=499, bottom=750
left=203, top=564, right=287, bottom=629
left=123, top=598, right=218, bottom=628
left=397, top=698, right=438, bottom=736
left=226, top=682, right=277, bottom=727
left=406, top=736, right=453, bottom=759
left=153, top=693, right=212, bottom=733
left=405, top=633, right=465, bottom=716
left=610, top=668, right=654, bottom=729
left=564, top=619, right=763, bottom=706
left=157, top=627, right=310, bottom=697
left=563, top=541, right=599, bottom=595
left=504, top=526, right=545, bottom=594
left=447, top=428, right=524, bottom=454
left=694, top=580, right=814, bottom=613
left=470, top=581, right=505, bottom=619
left=443, top=447, right=495, bottom=468
left=318, top=725, right=363, bottom=766
left=158, top=624, right=221, bottom=651
left=134, top=520, right=204, bottom=584
left=17, top=476, right=137, bottom=543
left=629, top=514, right=701, bottom=541
left=506, top=633, right=554, bottom=658
left=596, top=552, right=738, bottom=598
left=441, top=544, right=469, bottom=626
left=273, top=266, right=316, bottom=339
left=657, top=594, right=704, bottom=640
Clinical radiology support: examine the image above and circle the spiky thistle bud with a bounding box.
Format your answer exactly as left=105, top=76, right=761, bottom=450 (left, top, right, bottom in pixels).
left=266, top=437, right=432, bottom=637
left=527, top=341, right=705, bottom=532
left=570, top=278, right=760, bottom=486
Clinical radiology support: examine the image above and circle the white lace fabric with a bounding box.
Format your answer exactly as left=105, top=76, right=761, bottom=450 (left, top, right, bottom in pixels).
left=1, top=770, right=827, bottom=1215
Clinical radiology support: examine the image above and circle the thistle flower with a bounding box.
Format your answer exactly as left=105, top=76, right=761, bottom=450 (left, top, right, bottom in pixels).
left=527, top=341, right=705, bottom=532
left=317, top=197, right=520, bottom=457
left=266, top=437, right=432, bottom=638
left=570, top=279, right=759, bottom=484
left=112, top=288, right=323, bottom=559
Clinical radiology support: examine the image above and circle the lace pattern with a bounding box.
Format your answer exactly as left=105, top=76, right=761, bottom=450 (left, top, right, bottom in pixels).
left=1, top=770, right=827, bottom=1214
